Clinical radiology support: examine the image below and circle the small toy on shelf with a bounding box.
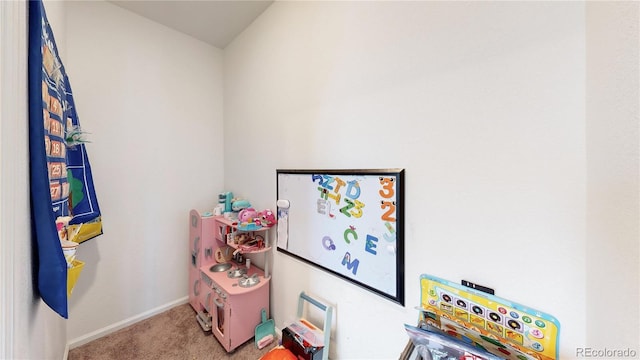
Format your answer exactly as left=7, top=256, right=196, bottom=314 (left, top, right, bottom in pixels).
left=238, top=236, right=264, bottom=252
left=233, top=232, right=251, bottom=245
left=231, top=198, right=251, bottom=212
left=238, top=208, right=258, bottom=223
left=237, top=207, right=264, bottom=230
left=258, top=209, right=277, bottom=228
left=219, top=191, right=233, bottom=213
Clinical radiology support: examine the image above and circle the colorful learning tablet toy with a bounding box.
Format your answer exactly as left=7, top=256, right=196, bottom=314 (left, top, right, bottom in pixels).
left=418, top=274, right=560, bottom=360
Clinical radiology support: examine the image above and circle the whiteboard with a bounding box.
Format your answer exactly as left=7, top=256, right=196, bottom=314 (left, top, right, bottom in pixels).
left=276, top=169, right=405, bottom=305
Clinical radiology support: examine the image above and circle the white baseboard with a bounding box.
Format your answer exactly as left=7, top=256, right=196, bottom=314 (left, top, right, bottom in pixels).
left=62, top=343, right=69, bottom=360
left=66, top=296, right=189, bottom=351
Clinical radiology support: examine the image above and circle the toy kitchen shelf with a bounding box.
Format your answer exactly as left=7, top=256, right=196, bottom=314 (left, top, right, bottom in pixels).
left=214, top=216, right=273, bottom=278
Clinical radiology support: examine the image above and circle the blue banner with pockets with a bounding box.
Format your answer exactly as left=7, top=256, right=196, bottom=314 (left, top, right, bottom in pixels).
left=28, top=0, right=102, bottom=318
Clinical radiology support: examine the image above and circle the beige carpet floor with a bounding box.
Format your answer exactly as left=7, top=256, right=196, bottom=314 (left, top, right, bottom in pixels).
left=68, top=303, right=276, bottom=360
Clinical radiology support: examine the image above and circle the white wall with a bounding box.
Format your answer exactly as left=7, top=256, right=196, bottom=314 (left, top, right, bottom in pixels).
left=1, top=1, right=68, bottom=359
left=63, top=1, right=225, bottom=345
left=585, top=1, right=639, bottom=351
left=222, top=2, right=636, bottom=359
left=5, top=1, right=634, bottom=359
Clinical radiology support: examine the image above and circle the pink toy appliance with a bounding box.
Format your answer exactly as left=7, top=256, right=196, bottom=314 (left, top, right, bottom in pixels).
left=188, top=210, right=271, bottom=353
left=200, top=261, right=270, bottom=352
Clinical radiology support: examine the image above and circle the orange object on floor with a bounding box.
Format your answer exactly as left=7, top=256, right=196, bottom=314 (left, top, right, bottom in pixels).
left=259, top=346, right=297, bottom=360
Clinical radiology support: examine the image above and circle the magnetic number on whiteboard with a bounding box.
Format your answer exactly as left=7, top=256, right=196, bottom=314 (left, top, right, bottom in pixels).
left=378, top=177, right=395, bottom=198
left=380, top=200, right=396, bottom=222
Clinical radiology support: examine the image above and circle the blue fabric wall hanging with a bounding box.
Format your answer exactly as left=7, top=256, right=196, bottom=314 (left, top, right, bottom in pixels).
left=28, top=0, right=103, bottom=318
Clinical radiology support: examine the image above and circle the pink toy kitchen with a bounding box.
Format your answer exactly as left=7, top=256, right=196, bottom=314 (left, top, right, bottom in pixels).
left=188, top=196, right=277, bottom=353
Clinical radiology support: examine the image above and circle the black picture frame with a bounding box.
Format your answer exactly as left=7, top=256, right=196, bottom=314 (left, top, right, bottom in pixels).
left=276, top=168, right=405, bottom=306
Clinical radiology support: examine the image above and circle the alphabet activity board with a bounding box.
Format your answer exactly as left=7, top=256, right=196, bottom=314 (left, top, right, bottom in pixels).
left=417, top=274, right=560, bottom=360
left=276, top=169, right=405, bottom=305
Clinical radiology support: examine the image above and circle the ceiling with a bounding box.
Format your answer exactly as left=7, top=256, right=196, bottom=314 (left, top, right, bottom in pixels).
left=109, top=0, right=274, bottom=49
